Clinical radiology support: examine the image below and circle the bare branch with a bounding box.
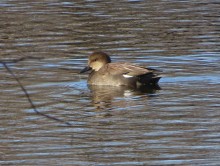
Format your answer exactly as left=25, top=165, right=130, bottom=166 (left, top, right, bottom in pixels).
left=1, top=59, right=72, bottom=126
left=0, top=56, right=43, bottom=64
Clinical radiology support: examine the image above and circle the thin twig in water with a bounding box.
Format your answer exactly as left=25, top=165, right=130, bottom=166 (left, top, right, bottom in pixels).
left=1, top=59, right=72, bottom=126
left=0, top=56, right=43, bottom=64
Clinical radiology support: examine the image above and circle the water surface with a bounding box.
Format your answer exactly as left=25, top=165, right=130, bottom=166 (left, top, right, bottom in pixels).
left=0, top=0, right=220, bottom=165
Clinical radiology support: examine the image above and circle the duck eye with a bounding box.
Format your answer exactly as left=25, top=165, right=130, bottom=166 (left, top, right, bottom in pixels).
left=93, top=58, right=97, bottom=62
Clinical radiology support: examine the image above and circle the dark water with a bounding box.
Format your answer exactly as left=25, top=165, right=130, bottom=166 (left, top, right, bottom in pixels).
left=1, top=0, right=220, bottom=165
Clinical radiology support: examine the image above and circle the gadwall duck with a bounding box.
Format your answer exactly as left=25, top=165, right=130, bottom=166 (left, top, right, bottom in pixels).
left=80, top=51, right=161, bottom=88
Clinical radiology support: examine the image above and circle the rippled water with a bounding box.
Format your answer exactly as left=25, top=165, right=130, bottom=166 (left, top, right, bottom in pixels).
left=1, top=0, right=220, bottom=165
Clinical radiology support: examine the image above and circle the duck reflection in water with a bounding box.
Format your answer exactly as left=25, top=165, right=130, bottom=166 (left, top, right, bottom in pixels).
left=88, top=84, right=160, bottom=110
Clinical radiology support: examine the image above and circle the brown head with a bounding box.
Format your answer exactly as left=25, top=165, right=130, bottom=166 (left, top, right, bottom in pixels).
left=80, top=51, right=111, bottom=73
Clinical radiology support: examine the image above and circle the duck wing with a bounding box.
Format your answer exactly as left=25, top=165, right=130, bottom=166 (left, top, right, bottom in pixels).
left=105, top=62, right=153, bottom=77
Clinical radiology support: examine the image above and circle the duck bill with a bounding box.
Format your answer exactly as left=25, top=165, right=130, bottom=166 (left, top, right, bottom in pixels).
left=80, top=66, right=92, bottom=73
